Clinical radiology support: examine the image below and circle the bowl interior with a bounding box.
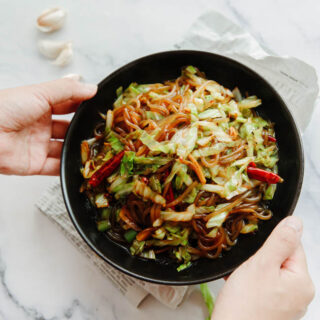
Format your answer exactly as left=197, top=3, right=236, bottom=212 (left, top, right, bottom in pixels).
left=61, top=50, right=303, bottom=285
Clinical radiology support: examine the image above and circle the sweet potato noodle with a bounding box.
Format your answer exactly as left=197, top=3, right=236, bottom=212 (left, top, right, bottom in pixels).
left=80, top=66, right=281, bottom=271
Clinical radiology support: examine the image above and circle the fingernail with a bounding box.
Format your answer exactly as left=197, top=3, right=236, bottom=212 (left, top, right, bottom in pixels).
left=83, top=83, right=98, bottom=94
left=283, top=216, right=302, bottom=233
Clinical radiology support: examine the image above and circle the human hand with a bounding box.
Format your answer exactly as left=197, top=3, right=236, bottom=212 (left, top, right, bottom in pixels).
left=0, top=79, right=97, bottom=175
left=212, top=216, right=315, bottom=320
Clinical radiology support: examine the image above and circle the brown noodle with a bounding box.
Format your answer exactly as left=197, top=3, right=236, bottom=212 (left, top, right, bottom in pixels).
left=82, top=66, right=277, bottom=268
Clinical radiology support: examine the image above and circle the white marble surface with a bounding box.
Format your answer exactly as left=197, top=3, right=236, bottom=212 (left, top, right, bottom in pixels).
left=0, top=0, right=319, bottom=319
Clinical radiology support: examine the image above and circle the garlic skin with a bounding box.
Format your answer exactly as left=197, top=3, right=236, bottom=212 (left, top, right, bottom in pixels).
left=38, top=40, right=73, bottom=67
left=53, top=43, right=73, bottom=67
left=36, top=7, right=67, bottom=32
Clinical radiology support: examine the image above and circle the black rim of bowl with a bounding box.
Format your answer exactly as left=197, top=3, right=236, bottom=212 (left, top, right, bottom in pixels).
left=60, top=50, right=304, bottom=285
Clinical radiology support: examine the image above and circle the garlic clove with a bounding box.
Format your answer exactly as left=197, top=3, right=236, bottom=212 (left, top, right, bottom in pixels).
left=63, top=73, right=82, bottom=81
left=38, top=40, right=70, bottom=59
left=53, top=43, right=73, bottom=67
left=38, top=40, right=73, bottom=67
left=36, top=7, right=67, bottom=32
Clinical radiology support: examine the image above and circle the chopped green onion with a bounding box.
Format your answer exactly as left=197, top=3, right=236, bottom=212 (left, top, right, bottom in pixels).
left=263, top=184, right=277, bottom=200
left=177, top=261, right=191, bottom=272
left=97, top=220, right=111, bottom=232
left=200, top=283, right=215, bottom=320
left=101, top=207, right=112, bottom=219
left=185, top=65, right=197, bottom=74
left=124, top=230, right=138, bottom=243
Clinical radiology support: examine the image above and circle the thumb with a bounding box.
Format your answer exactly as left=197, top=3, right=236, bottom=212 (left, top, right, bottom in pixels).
left=257, top=216, right=303, bottom=267
left=36, top=78, right=97, bottom=106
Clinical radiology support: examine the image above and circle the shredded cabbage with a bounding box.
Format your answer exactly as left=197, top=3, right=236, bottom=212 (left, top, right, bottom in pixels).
left=82, top=65, right=281, bottom=270
left=176, top=163, right=193, bottom=187
left=95, top=194, right=109, bottom=208
left=241, top=223, right=258, bottom=233
left=107, top=132, right=124, bottom=152
left=198, top=108, right=222, bottom=120
left=206, top=211, right=228, bottom=228
left=238, top=96, right=262, bottom=109
left=139, top=130, right=175, bottom=154
left=171, top=126, right=198, bottom=158
left=161, top=211, right=194, bottom=222
left=198, top=121, right=232, bottom=142
left=145, top=111, right=164, bottom=121
left=192, top=143, right=225, bottom=158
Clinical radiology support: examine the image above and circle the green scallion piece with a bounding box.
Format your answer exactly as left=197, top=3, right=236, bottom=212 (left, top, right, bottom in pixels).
left=124, top=229, right=138, bottom=243
left=97, top=220, right=111, bottom=232
left=101, top=208, right=111, bottom=219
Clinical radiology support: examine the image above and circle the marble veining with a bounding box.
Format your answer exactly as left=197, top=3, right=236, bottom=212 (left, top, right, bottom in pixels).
left=0, top=0, right=319, bottom=319
left=0, top=254, right=97, bottom=320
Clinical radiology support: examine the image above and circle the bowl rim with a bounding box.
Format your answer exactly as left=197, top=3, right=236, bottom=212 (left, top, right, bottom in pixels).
left=60, top=49, right=304, bottom=285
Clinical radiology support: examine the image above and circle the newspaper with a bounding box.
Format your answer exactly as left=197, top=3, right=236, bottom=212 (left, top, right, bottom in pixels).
left=36, top=179, right=189, bottom=308
left=36, top=10, right=318, bottom=309
left=176, top=11, right=319, bottom=132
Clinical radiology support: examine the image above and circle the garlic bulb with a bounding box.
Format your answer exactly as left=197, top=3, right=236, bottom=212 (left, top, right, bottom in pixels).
left=38, top=40, right=73, bottom=67
left=36, top=7, right=67, bottom=32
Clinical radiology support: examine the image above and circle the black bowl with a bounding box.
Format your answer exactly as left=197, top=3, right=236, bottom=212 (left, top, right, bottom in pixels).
left=61, top=50, right=304, bottom=285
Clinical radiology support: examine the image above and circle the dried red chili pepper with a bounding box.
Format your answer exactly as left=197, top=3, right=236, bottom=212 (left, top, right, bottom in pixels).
left=89, top=150, right=125, bottom=187
left=247, top=165, right=283, bottom=184
left=268, top=135, right=277, bottom=143
left=166, top=184, right=175, bottom=204
left=248, top=162, right=257, bottom=168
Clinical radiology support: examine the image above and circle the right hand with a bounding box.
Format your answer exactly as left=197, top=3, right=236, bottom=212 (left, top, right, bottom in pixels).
left=212, top=216, right=315, bottom=320
left=0, top=78, right=97, bottom=176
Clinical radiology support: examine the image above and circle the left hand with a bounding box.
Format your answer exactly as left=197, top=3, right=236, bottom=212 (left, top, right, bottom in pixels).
left=0, top=78, right=97, bottom=175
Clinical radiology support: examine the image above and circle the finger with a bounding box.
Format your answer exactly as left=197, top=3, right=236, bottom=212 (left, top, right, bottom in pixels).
left=40, top=157, right=60, bottom=176
left=257, top=216, right=303, bottom=267
left=282, top=244, right=308, bottom=273
left=52, top=100, right=81, bottom=115
left=37, top=78, right=97, bottom=109
left=52, top=120, right=70, bottom=138
left=48, top=140, right=63, bottom=158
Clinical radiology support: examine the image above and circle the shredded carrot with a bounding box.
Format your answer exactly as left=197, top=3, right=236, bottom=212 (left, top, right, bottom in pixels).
left=136, top=145, right=149, bottom=156
left=166, top=181, right=198, bottom=207
left=136, top=227, right=155, bottom=241
left=187, top=154, right=207, bottom=184
left=229, top=126, right=238, bottom=139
